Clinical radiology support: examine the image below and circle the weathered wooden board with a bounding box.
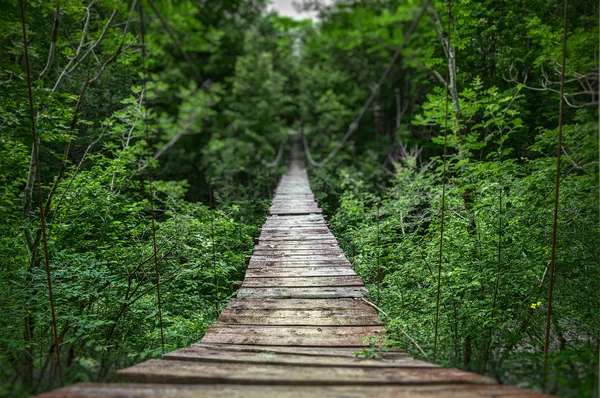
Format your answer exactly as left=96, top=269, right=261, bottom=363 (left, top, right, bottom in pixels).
left=248, top=261, right=352, bottom=269
left=263, top=219, right=324, bottom=223
left=254, top=242, right=343, bottom=250
left=269, top=206, right=320, bottom=210
left=246, top=267, right=356, bottom=277
left=217, top=308, right=381, bottom=326
left=224, top=298, right=372, bottom=310
left=237, top=286, right=368, bottom=299
left=255, top=244, right=339, bottom=250
left=256, top=237, right=338, bottom=242
left=253, top=249, right=344, bottom=256
left=260, top=226, right=329, bottom=230
left=37, top=383, right=552, bottom=398
left=249, top=256, right=346, bottom=262
left=258, top=231, right=333, bottom=236
left=270, top=201, right=317, bottom=205
left=257, top=233, right=334, bottom=238
left=202, top=325, right=382, bottom=346
left=249, top=258, right=349, bottom=262
left=250, top=255, right=348, bottom=261
left=262, top=224, right=326, bottom=228
left=241, top=276, right=363, bottom=288
left=270, top=210, right=323, bottom=215
left=117, top=359, right=495, bottom=385
left=263, top=222, right=326, bottom=227
left=163, top=347, right=429, bottom=367
left=266, top=214, right=324, bottom=220
left=261, top=227, right=327, bottom=230
left=190, top=343, right=409, bottom=358
left=249, top=257, right=349, bottom=262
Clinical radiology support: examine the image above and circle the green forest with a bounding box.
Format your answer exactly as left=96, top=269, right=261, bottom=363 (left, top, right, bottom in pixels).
left=0, top=0, right=598, bottom=396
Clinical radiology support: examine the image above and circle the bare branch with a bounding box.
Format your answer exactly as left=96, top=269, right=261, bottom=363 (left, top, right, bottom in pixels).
left=38, top=4, right=61, bottom=80
left=52, top=6, right=118, bottom=92
left=152, top=111, right=201, bottom=160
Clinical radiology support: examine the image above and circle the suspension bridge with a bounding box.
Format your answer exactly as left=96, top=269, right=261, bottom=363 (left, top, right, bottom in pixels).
left=39, top=139, right=550, bottom=397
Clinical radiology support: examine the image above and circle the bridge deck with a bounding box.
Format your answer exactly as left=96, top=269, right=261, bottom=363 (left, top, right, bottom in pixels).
left=39, top=146, right=549, bottom=397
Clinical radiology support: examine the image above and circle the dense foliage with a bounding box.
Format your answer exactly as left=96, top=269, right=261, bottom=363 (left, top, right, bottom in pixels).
left=297, top=0, right=599, bottom=396
left=0, top=0, right=597, bottom=397
left=0, top=0, right=289, bottom=395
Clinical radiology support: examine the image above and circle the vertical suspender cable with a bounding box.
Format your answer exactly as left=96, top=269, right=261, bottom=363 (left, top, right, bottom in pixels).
left=139, top=3, right=165, bottom=354
left=19, top=0, right=63, bottom=384
left=433, top=0, right=452, bottom=364
left=542, top=0, right=568, bottom=390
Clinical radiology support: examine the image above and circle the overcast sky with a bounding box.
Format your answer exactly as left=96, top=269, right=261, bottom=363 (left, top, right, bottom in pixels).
left=267, top=0, right=319, bottom=20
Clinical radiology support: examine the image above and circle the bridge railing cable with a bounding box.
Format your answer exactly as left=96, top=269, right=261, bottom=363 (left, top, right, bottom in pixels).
left=302, top=0, right=431, bottom=168
left=262, top=141, right=284, bottom=168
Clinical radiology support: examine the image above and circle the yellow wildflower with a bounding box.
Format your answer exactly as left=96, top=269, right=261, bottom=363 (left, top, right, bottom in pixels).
left=530, top=301, right=543, bottom=309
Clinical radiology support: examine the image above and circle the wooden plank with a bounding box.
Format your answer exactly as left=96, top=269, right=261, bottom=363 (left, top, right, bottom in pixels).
left=248, top=260, right=350, bottom=266
left=237, top=286, right=367, bottom=299
left=258, top=232, right=333, bottom=237
left=202, top=325, right=382, bottom=346
left=260, top=228, right=330, bottom=232
left=252, top=249, right=344, bottom=255
left=163, top=347, right=429, bottom=367
left=266, top=218, right=324, bottom=222
left=254, top=240, right=341, bottom=246
left=270, top=210, right=323, bottom=215
left=249, top=258, right=349, bottom=262
left=256, top=237, right=337, bottom=242
left=224, top=298, right=373, bottom=310
left=262, top=224, right=327, bottom=228
left=255, top=243, right=339, bottom=249
left=116, top=359, right=496, bottom=386
left=254, top=249, right=344, bottom=252
left=261, top=225, right=327, bottom=228
left=241, top=276, right=363, bottom=288
left=246, top=267, right=356, bottom=277
left=264, top=221, right=325, bottom=226
left=270, top=201, right=317, bottom=204
left=264, top=218, right=323, bottom=221
left=250, top=255, right=347, bottom=261
left=248, top=257, right=352, bottom=268
left=248, top=259, right=352, bottom=268
left=37, top=383, right=552, bottom=398
left=268, top=211, right=324, bottom=214
left=258, top=230, right=332, bottom=234
left=190, top=343, right=409, bottom=358
left=217, top=308, right=381, bottom=326
left=267, top=215, right=324, bottom=220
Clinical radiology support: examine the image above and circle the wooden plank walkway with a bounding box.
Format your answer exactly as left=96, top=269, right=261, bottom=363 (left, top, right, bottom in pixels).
left=39, top=142, right=550, bottom=397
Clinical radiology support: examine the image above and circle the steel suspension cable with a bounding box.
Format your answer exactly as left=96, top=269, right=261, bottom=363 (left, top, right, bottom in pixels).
left=302, top=0, right=431, bottom=168
left=262, top=141, right=284, bottom=168
left=433, top=0, right=452, bottom=364
left=139, top=3, right=165, bottom=354
left=542, top=0, right=569, bottom=389
left=19, top=0, right=63, bottom=384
